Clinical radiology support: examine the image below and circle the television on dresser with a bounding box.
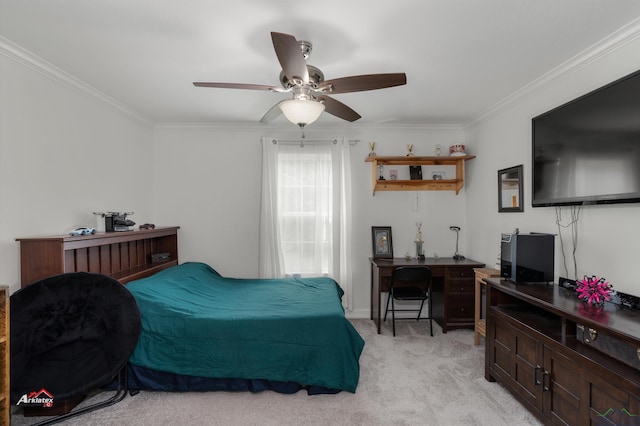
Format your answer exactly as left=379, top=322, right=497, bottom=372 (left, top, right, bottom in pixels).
left=532, top=68, right=640, bottom=207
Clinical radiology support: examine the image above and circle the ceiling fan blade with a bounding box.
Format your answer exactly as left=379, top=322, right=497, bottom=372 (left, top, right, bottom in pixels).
left=260, top=100, right=285, bottom=124
left=318, top=73, right=407, bottom=94
left=271, top=32, right=309, bottom=85
left=193, top=82, right=287, bottom=92
left=317, top=95, right=361, bottom=122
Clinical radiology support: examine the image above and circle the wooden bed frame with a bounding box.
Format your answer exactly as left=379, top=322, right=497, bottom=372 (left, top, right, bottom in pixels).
left=16, top=226, right=179, bottom=287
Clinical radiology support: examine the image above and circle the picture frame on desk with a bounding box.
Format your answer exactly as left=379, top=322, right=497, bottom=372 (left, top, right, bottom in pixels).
left=371, top=226, right=393, bottom=259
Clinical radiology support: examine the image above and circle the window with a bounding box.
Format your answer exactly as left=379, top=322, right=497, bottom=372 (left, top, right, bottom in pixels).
left=278, top=146, right=333, bottom=276
left=259, top=138, right=353, bottom=308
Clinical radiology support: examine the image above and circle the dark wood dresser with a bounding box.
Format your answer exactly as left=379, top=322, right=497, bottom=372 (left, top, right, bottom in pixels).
left=485, top=278, right=640, bottom=425
left=16, top=226, right=179, bottom=287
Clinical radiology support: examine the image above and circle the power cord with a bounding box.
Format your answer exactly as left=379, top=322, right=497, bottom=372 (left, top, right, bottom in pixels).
left=555, top=206, right=582, bottom=279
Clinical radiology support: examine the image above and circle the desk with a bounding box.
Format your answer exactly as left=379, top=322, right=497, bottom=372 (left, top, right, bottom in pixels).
left=370, top=257, right=484, bottom=334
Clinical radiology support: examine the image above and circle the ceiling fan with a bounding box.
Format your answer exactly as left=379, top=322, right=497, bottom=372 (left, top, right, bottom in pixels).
left=193, top=32, right=407, bottom=128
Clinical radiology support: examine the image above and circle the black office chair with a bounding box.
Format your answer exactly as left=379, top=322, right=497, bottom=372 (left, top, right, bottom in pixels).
left=383, top=266, right=433, bottom=336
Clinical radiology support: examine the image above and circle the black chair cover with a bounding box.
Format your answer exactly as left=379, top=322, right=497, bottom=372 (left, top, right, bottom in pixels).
left=10, top=272, right=141, bottom=404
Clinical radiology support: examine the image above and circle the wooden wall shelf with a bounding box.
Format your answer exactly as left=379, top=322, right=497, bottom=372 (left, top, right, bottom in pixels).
left=365, top=155, right=475, bottom=195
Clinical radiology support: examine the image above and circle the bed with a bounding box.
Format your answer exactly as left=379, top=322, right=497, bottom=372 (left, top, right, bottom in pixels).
left=123, top=262, right=365, bottom=394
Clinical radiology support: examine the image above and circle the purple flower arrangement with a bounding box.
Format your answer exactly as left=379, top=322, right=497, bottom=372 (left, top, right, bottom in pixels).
left=576, top=276, right=613, bottom=306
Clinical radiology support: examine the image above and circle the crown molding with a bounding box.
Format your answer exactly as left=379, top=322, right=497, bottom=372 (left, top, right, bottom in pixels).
left=466, top=17, right=640, bottom=129
left=0, top=36, right=154, bottom=128
left=154, top=121, right=464, bottom=131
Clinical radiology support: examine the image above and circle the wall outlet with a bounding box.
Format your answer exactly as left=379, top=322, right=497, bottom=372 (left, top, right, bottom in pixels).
left=559, top=276, right=576, bottom=289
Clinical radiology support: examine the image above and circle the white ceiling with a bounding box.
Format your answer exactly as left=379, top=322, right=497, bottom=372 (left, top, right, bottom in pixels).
left=2, top=0, right=640, bottom=127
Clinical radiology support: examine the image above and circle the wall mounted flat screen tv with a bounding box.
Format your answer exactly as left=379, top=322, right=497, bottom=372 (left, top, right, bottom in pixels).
left=532, top=69, right=640, bottom=207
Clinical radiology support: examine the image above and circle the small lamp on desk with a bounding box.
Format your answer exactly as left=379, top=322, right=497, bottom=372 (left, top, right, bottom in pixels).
left=450, top=226, right=465, bottom=260
left=415, top=222, right=425, bottom=260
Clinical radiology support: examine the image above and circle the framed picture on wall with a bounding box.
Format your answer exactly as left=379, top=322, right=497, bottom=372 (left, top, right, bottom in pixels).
left=372, top=226, right=393, bottom=259
left=498, top=165, right=524, bottom=212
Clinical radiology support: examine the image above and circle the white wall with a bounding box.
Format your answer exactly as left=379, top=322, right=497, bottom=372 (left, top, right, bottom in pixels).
left=464, top=32, right=640, bottom=296
left=0, top=51, right=155, bottom=293
left=153, top=124, right=467, bottom=317
left=151, top=125, right=263, bottom=277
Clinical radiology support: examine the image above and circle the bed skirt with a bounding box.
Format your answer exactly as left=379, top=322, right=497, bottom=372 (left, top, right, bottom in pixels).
left=108, top=364, right=342, bottom=395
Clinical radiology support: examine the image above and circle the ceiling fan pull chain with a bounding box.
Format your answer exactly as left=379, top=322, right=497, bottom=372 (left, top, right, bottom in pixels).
left=299, top=124, right=306, bottom=144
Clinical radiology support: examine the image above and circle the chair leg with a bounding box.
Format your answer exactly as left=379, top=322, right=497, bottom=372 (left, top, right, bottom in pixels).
left=416, top=299, right=426, bottom=321
left=391, top=296, right=396, bottom=336
left=384, top=291, right=391, bottom=322
left=428, top=292, right=433, bottom=337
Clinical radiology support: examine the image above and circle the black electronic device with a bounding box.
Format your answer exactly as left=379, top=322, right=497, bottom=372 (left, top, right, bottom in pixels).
left=500, top=231, right=554, bottom=283
left=105, top=212, right=135, bottom=232
left=532, top=68, right=640, bottom=207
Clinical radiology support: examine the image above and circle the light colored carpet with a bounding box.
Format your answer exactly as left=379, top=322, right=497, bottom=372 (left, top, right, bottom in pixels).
left=11, top=319, right=542, bottom=426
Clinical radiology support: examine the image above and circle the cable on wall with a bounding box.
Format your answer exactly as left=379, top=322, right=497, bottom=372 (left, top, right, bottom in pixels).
left=555, top=205, right=582, bottom=279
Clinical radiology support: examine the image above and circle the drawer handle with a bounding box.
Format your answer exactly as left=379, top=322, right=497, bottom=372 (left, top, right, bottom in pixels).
left=541, top=371, right=550, bottom=392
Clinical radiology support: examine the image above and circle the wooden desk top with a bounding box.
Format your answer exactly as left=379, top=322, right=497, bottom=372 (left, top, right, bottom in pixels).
left=370, top=257, right=485, bottom=268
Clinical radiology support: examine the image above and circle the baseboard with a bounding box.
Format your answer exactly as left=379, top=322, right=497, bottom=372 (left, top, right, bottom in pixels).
left=345, top=308, right=369, bottom=319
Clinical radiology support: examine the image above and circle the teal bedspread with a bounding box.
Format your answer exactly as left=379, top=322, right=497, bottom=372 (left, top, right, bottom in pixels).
left=126, top=262, right=365, bottom=392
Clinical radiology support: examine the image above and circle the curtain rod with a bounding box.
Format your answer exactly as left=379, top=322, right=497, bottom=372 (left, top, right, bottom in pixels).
left=271, top=138, right=360, bottom=147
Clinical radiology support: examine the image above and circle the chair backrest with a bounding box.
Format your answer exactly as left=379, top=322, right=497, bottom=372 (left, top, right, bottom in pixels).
left=390, top=266, right=432, bottom=291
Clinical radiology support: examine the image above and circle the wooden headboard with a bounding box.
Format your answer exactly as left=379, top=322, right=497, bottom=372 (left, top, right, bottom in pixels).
left=16, top=226, right=180, bottom=287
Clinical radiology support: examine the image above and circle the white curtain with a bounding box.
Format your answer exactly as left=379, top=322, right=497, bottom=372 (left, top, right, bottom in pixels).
left=259, top=137, right=285, bottom=278
left=258, top=137, right=353, bottom=310
left=337, top=138, right=353, bottom=310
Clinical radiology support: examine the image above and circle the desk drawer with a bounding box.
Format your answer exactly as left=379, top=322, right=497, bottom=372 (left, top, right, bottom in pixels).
left=447, top=281, right=474, bottom=294
left=447, top=296, right=474, bottom=321
left=447, top=293, right=474, bottom=318
left=447, top=267, right=475, bottom=280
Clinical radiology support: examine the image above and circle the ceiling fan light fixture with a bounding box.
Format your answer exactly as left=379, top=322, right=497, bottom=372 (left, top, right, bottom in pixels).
left=279, top=99, right=325, bottom=126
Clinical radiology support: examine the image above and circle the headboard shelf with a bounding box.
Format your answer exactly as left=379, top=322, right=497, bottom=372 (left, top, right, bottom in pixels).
left=17, top=226, right=180, bottom=287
